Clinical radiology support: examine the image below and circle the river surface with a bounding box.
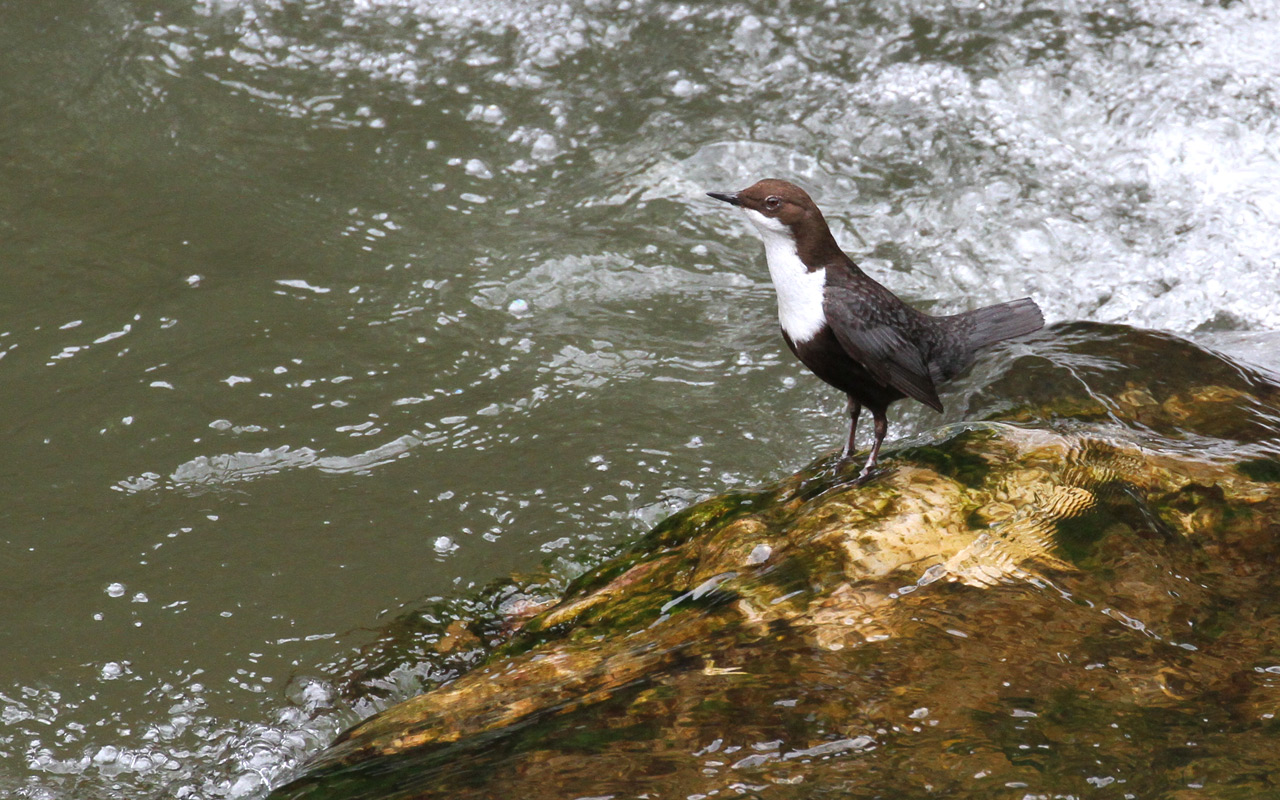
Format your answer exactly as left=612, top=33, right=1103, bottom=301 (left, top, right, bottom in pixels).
left=2, top=0, right=1279, bottom=797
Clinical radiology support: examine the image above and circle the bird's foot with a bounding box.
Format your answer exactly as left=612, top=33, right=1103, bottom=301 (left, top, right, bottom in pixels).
left=826, top=452, right=878, bottom=483
left=851, top=461, right=879, bottom=485
left=824, top=450, right=852, bottom=476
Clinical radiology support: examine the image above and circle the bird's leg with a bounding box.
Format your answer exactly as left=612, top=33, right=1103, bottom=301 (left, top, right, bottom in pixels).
left=857, top=410, right=889, bottom=479
left=840, top=396, right=861, bottom=461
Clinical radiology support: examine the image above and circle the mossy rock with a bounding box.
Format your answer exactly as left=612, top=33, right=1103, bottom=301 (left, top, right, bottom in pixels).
left=273, top=324, right=1280, bottom=799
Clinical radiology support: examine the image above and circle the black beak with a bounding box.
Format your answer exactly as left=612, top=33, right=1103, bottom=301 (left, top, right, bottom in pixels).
left=707, top=191, right=742, bottom=206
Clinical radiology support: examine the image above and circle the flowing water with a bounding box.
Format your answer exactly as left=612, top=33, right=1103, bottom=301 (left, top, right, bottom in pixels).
left=2, top=0, right=1279, bottom=797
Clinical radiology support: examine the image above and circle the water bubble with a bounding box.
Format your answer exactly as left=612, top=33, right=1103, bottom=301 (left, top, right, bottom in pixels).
left=467, top=103, right=506, bottom=125
left=464, top=159, right=493, bottom=179
left=93, top=745, right=119, bottom=764
left=671, top=78, right=702, bottom=98
left=530, top=132, right=559, bottom=161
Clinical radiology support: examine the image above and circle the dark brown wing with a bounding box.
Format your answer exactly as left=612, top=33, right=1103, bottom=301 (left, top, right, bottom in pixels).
left=823, top=284, right=943, bottom=411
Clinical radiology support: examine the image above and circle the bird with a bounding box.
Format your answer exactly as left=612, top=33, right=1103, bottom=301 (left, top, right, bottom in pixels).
left=708, top=178, right=1043, bottom=478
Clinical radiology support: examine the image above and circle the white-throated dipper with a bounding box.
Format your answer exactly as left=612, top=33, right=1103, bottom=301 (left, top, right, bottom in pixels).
left=709, top=178, right=1043, bottom=478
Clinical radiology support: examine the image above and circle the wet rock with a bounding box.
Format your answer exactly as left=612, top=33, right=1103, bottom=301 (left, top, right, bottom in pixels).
left=272, top=324, right=1280, bottom=799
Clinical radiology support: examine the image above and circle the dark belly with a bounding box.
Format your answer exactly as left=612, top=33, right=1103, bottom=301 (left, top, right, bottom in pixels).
left=783, top=325, right=904, bottom=410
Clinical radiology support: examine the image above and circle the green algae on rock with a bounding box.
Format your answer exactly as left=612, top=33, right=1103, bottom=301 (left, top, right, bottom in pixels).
left=273, top=324, right=1280, bottom=799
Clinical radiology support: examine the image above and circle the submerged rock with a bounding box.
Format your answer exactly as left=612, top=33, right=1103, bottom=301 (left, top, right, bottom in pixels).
left=273, top=324, right=1280, bottom=799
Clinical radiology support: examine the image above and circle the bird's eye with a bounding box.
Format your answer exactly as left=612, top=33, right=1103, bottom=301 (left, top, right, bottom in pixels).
left=764, top=195, right=781, bottom=210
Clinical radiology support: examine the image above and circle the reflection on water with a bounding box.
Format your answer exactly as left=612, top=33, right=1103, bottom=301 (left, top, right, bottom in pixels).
left=2, top=0, right=1280, bottom=797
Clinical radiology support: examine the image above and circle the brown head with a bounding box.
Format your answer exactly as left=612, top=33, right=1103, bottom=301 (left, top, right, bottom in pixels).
left=707, top=179, right=846, bottom=268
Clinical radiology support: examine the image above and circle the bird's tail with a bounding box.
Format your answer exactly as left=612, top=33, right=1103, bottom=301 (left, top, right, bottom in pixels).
left=959, top=297, right=1044, bottom=351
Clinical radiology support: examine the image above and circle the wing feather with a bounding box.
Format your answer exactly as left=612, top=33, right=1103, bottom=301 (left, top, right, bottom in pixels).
left=823, top=285, right=943, bottom=411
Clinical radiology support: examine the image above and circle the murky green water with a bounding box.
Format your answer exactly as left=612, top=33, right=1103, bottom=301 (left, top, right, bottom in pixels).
left=2, top=0, right=1279, bottom=797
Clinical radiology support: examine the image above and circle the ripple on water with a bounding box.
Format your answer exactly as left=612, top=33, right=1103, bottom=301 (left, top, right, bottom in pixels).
left=147, top=0, right=1280, bottom=329
left=13, top=0, right=1280, bottom=798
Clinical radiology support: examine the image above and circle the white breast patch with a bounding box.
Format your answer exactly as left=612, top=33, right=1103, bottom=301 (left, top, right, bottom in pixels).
left=741, top=208, right=827, bottom=344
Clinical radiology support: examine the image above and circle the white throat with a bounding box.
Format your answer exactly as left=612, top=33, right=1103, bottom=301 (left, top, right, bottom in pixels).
left=741, top=208, right=827, bottom=343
